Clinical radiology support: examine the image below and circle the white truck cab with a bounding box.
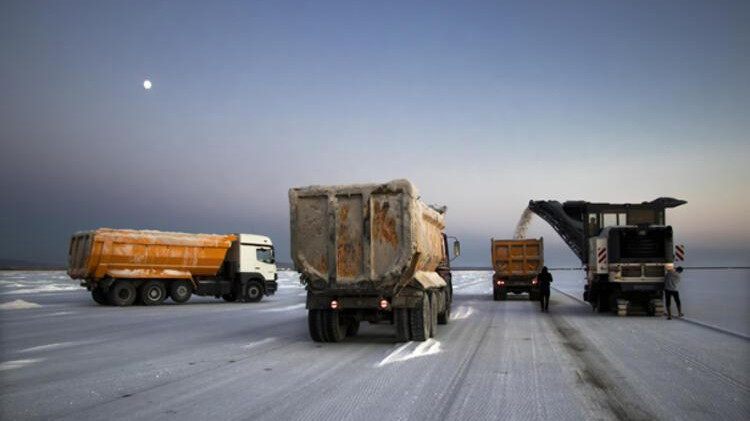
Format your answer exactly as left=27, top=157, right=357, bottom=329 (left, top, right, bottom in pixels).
left=228, top=233, right=278, bottom=301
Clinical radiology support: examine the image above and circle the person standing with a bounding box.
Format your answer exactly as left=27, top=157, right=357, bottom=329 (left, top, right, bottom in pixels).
left=664, top=266, right=684, bottom=320
left=538, top=266, right=553, bottom=312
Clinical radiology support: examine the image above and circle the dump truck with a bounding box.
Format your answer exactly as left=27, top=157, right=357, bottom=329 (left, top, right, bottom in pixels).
left=528, top=198, right=686, bottom=316
left=491, top=238, right=544, bottom=301
left=67, top=229, right=278, bottom=306
left=289, top=179, right=460, bottom=342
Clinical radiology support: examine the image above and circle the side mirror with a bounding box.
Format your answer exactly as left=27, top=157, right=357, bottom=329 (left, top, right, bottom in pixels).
left=453, top=240, right=461, bottom=258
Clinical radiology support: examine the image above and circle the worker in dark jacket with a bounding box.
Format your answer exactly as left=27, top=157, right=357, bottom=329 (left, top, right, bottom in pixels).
left=664, top=266, right=684, bottom=320
left=538, top=266, right=553, bottom=312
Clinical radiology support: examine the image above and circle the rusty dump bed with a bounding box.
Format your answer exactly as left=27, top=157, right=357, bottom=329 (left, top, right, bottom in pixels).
left=491, top=238, right=544, bottom=280
left=289, top=179, right=447, bottom=293
left=67, top=228, right=235, bottom=281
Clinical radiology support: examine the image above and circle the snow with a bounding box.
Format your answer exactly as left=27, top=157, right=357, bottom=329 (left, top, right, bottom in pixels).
left=242, top=338, right=277, bottom=349
left=260, top=303, right=305, bottom=312
left=377, top=339, right=442, bottom=366
left=0, top=359, right=44, bottom=371
left=0, top=299, right=41, bottom=310
left=0, top=271, right=79, bottom=296
left=0, top=269, right=747, bottom=420
left=549, top=268, right=750, bottom=337
left=450, top=305, right=475, bottom=320
left=18, top=342, right=81, bottom=353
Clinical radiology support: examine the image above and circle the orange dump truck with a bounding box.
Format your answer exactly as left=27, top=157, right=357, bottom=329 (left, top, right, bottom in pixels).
left=491, top=238, right=544, bottom=301
left=68, top=229, right=278, bottom=306
left=290, top=179, right=460, bottom=342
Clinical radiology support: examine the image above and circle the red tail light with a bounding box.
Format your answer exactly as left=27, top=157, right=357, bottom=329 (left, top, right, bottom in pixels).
left=330, top=300, right=339, bottom=310
left=532, top=280, right=538, bottom=285
left=379, top=299, right=389, bottom=310
left=496, top=280, right=505, bottom=286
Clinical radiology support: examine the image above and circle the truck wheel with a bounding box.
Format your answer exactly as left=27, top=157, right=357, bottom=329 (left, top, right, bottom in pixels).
left=409, top=294, right=431, bottom=342
left=394, top=308, right=410, bottom=342
left=91, top=287, right=109, bottom=305
left=493, top=288, right=501, bottom=301
left=222, top=293, right=237, bottom=302
left=244, top=280, right=264, bottom=303
left=323, top=310, right=346, bottom=342
left=438, top=291, right=450, bottom=325
left=529, top=291, right=539, bottom=301
left=346, top=320, right=360, bottom=337
left=140, top=280, right=166, bottom=306
left=308, top=310, right=325, bottom=342
left=596, top=294, right=608, bottom=313
left=108, top=281, right=136, bottom=306
left=429, top=292, right=439, bottom=338
left=498, top=289, right=507, bottom=301
left=170, top=280, right=192, bottom=303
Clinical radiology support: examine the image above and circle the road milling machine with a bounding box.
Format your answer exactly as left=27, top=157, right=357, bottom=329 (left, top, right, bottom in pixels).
left=528, top=198, right=686, bottom=316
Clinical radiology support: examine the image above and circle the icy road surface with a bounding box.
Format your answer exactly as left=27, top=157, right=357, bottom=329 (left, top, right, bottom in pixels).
left=0, top=270, right=748, bottom=421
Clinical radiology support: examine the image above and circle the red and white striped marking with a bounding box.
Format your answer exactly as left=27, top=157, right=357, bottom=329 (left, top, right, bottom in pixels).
left=597, top=247, right=607, bottom=264
left=675, top=244, right=685, bottom=261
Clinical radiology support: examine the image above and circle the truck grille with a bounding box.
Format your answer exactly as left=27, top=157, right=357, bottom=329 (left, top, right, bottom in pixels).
left=621, top=266, right=642, bottom=277
left=644, top=266, right=665, bottom=277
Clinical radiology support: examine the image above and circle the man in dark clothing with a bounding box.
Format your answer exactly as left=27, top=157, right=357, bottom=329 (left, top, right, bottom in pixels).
left=538, top=266, right=553, bottom=312
left=664, top=266, right=684, bottom=320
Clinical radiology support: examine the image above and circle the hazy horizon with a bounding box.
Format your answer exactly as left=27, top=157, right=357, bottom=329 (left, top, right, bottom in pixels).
left=2, top=1, right=749, bottom=267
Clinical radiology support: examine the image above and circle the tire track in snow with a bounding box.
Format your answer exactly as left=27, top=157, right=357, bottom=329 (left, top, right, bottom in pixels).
left=430, top=301, right=496, bottom=420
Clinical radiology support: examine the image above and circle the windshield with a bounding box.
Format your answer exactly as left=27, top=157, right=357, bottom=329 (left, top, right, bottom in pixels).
left=256, top=247, right=275, bottom=264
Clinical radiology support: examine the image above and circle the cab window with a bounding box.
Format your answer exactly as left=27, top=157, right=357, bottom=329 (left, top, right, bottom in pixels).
left=256, top=248, right=275, bottom=264
left=588, top=213, right=599, bottom=234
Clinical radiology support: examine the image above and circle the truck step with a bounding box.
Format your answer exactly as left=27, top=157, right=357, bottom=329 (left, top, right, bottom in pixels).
left=616, top=299, right=629, bottom=317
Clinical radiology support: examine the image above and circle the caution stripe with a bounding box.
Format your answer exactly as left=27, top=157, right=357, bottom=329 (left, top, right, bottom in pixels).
left=675, top=244, right=685, bottom=261
left=597, top=248, right=607, bottom=264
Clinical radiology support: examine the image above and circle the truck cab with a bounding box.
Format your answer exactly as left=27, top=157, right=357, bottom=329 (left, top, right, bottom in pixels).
left=227, top=234, right=278, bottom=300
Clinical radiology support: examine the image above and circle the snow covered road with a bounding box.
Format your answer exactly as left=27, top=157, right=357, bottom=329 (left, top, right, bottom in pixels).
left=0, top=271, right=748, bottom=420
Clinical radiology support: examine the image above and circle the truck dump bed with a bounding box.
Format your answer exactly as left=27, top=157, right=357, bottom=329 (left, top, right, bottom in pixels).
left=491, top=238, right=544, bottom=280
left=289, top=179, right=446, bottom=292
left=67, top=229, right=235, bottom=281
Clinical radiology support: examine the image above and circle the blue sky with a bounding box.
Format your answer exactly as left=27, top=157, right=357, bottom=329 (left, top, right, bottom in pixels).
left=1, top=0, right=749, bottom=266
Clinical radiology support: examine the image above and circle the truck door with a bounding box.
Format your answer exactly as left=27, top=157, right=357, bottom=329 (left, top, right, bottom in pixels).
left=240, top=244, right=277, bottom=281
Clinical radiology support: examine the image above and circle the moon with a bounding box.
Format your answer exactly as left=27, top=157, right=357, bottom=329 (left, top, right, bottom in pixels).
left=143, top=79, right=152, bottom=90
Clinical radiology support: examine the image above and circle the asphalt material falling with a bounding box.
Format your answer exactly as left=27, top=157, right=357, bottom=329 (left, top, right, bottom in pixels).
left=513, top=207, right=534, bottom=239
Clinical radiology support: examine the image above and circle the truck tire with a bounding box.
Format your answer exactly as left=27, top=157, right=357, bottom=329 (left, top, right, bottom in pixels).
left=596, top=293, right=609, bottom=313
left=244, top=280, right=264, bottom=303
left=222, top=293, right=238, bottom=302
left=170, top=280, right=192, bottom=304
left=323, top=310, right=346, bottom=342
left=108, top=281, right=136, bottom=306
left=429, top=292, right=439, bottom=338
left=493, top=288, right=501, bottom=301
left=346, top=320, right=360, bottom=337
left=308, top=310, right=325, bottom=342
left=91, top=287, right=109, bottom=305
left=409, top=294, right=431, bottom=342
left=140, top=280, right=166, bottom=306
left=395, top=308, right=410, bottom=342
left=438, top=290, right=450, bottom=325
left=529, top=291, right=539, bottom=301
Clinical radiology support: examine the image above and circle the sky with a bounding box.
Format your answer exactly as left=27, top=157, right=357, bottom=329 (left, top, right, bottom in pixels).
left=1, top=0, right=749, bottom=267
